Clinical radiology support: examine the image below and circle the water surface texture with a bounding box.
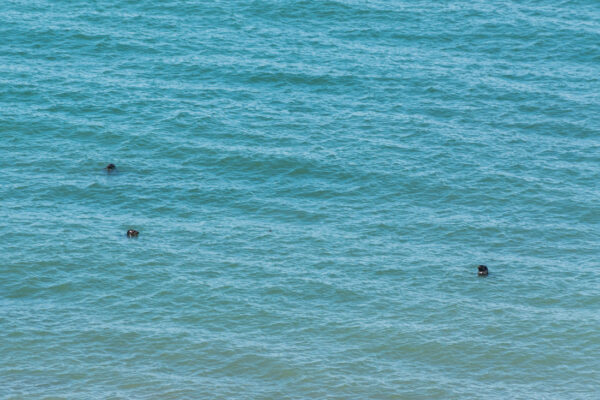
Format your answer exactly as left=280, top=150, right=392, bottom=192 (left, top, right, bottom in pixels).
left=1, top=0, right=599, bottom=398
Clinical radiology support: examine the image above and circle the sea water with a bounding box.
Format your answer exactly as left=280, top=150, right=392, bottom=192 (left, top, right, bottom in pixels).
left=1, top=1, right=599, bottom=398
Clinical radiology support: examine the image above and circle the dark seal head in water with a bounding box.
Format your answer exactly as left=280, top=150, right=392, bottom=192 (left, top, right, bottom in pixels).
left=127, top=229, right=139, bottom=238
left=105, top=163, right=116, bottom=172
left=477, top=265, right=489, bottom=276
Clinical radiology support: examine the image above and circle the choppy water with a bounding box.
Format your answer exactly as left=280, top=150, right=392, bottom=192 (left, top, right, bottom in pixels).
left=1, top=0, right=599, bottom=398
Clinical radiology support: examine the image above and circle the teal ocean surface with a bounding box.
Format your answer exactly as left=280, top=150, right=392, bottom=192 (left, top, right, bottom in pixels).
left=1, top=1, right=599, bottom=398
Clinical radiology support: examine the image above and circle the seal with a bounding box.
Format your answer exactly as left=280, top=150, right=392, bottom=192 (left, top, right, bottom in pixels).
left=105, top=163, right=116, bottom=172
left=477, top=265, right=489, bottom=276
left=127, top=229, right=139, bottom=238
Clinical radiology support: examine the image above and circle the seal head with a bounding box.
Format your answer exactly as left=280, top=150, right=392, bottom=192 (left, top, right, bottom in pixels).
left=105, top=163, right=116, bottom=172
left=127, top=229, right=139, bottom=238
left=477, top=265, right=489, bottom=276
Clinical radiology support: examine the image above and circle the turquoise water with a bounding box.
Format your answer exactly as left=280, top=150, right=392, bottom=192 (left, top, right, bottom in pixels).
left=1, top=0, right=599, bottom=398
